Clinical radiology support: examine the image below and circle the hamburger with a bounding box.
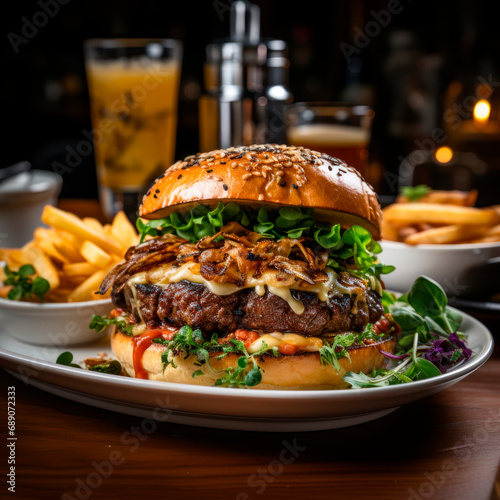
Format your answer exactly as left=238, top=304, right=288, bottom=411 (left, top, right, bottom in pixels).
left=96, top=144, right=399, bottom=389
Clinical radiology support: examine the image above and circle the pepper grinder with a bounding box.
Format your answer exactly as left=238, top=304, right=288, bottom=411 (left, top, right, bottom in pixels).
left=199, top=0, right=292, bottom=151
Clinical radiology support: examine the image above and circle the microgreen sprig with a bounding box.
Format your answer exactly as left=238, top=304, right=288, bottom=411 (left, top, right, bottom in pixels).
left=2, top=264, right=50, bottom=301
left=400, top=184, right=431, bottom=202
left=153, top=325, right=271, bottom=388
left=89, top=314, right=133, bottom=335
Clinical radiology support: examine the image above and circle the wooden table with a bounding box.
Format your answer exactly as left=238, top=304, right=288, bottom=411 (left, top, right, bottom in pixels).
left=1, top=200, right=499, bottom=500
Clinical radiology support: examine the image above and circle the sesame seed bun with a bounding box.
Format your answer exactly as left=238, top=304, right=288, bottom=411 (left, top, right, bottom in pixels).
left=111, top=329, right=397, bottom=390
left=139, top=144, right=383, bottom=237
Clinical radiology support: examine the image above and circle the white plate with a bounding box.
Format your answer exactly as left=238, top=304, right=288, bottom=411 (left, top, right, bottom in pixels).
left=0, top=308, right=494, bottom=432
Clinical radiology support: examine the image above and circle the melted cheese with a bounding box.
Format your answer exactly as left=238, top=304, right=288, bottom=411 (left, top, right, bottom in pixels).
left=128, top=285, right=145, bottom=324
left=126, top=262, right=373, bottom=316
left=367, top=275, right=383, bottom=296
left=247, top=332, right=323, bottom=353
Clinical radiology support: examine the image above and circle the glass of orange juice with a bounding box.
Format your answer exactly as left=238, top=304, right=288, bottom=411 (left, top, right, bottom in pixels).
left=84, top=39, right=182, bottom=221
left=286, top=102, right=374, bottom=180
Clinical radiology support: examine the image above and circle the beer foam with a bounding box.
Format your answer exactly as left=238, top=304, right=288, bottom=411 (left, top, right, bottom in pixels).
left=288, top=124, right=369, bottom=146
left=86, top=57, right=179, bottom=79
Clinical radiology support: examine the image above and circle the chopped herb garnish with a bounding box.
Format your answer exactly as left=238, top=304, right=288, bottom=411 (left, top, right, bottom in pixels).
left=319, top=333, right=355, bottom=371
left=400, top=184, right=431, bottom=202
left=88, top=360, right=122, bottom=375
left=89, top=314, right=133, bottom=335
left=56, top=351, right=82, bottom=369
left=154, top=325, right=268, bottom=388
left=2, top=264, right=50, bottom=301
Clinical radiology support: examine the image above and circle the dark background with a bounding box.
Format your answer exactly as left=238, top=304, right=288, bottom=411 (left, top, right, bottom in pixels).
left=3, top=0, right=499, bottom=201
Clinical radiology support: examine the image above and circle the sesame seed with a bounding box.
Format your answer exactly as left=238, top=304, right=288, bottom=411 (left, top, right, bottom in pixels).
left=279, top=179, right=286, bottom=187
left=177, top=174, right=182, bottom=179
left=155, top=189, right=160, bottom=193
left=242, top=173, right=252, bottom=180
left=258, top=194, right=264, bottom=201
left=206, top=169, right=213, bottom=173
left=223, top=183, right=228, bottom=191
left=328, top=166, right=332, bottom=171
left=153, top=194, right=158, bottom=198
left=292, top=183, right=298, bottom=189
left=220, top=161, right=226, bottom=164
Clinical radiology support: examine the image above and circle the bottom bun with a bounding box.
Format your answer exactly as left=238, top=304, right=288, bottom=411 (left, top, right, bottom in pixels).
left=111, top=329, right=398, bottom=390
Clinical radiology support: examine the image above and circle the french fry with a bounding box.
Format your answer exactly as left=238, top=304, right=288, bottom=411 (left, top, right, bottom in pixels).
left=383, top=203, right=499, bottom=226
left=63, top=262, right=98, bottom=278
left=464, top=234, right=500, bottom=244
left=67, top=269, right=108, bottom=302
left=381, top=218, right=399, bottom=241
left=397, top=189, right=478, bottom=206
left=0, top=248, right=26, bottom=268
left=42, top=206, right=122, bottom=255
left=51, top=230, right=83, bottom=263
left=80, top=240, right=112, bottom=269
left=21, top=243, right=60, bottom=290
left=404, top=224, right=489, bottom=245
left=33, top=228, right=69, bottom=264
left=111, top=210, right=139, bottom=250
left=486, top=224, right=500, bottom=237
left=46, top=288, right=73, bottom=302
left=82, top=217, right=104, bottom=232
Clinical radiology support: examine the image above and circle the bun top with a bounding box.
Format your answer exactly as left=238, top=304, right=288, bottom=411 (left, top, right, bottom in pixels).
left=139, top=144, right=382, bottom=237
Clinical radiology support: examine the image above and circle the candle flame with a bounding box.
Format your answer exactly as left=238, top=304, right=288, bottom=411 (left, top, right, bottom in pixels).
left=474, top=100, right=490, bottom=122
left=435, top=146, right=453, bottom=164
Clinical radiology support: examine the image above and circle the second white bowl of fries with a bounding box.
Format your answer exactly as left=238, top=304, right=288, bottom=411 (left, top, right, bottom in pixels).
left=0, top=205, right=139, bottom=345
left=380, top=188, right=500, bottom=295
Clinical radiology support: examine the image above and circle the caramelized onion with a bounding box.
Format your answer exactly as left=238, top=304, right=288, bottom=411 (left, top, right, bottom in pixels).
left=101, top=223, right=333, bottom=297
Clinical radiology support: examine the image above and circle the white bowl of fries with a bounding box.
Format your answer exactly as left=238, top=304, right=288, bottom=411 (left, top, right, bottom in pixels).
left=0, top=296, right=113, bottom=346
left=380, top=239, right=500, bottom=296
left=380, top=188, right=500, bottom=296
left=0, top=205, right=140, bottom=345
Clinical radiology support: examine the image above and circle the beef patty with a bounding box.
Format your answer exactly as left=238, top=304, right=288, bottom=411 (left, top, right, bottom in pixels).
left=124, top=276, right=383, bottom=336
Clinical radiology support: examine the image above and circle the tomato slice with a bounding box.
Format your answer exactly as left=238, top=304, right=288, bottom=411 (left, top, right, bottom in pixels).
left=279, top=344, right=298, bottom=355
left=223, top=329, right=260, bottom=349
left=110, top=308, right=124, bottom=318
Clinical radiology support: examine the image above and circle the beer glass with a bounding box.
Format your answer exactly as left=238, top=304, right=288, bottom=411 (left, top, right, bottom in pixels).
left=286, top=102, right=373, bottom=179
